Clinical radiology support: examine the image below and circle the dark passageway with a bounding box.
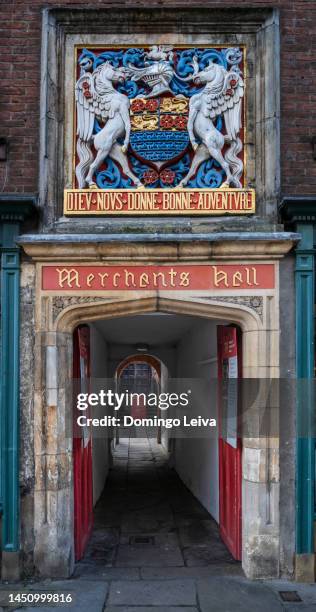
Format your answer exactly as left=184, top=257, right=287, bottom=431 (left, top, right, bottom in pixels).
left=74, top=436, right=241, bottom=579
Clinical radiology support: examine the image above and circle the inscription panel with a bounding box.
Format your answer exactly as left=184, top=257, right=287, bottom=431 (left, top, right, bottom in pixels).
left=42, top=264, right=275, bottom=291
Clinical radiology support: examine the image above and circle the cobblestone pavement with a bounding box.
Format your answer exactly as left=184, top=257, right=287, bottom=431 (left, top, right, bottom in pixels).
left=1, top=437, right=316, bottom=611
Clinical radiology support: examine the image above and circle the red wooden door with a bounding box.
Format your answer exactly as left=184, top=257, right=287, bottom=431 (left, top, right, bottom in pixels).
left=217, top=325, right=242, bottom=560
left=73, top=325, right=93, bottom=561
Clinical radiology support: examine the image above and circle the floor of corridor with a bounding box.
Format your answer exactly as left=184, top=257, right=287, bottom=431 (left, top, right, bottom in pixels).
left=75, top=436, right=241, bottom=580
left=3, top=437, right=314, bottom=612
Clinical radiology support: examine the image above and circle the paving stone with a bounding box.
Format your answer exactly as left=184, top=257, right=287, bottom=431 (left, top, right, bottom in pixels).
left=121, top=516, right=174, bottom=533
left=119, top=532, right=179, bottom=546
left=23, top=580, right=108, bottom=612
left=266, top=580, right=316, bottom=606
left=105, top=607, right=198, bottom=612
left=178, top=518, right=219, bottom=546
left=73, top=564, right=140, bottom=580
left=281, top=607, right=316, bottom=612
left=108, top=579, right=196, bottom=606
left=141, top=565, right=243, bottom=579
left=173, top=506, right=211, bottom=520
left=88, top=527, right=120, bottom=548
left=125, top=493, right=164, bottom=511
left=115, top=539, right=184, bottom=567
left=121, top=505, right=174, bottom=533
left=67, top=439, right=240, bottom=606
left=183, top=543, right=235, bottom=566
left=84, top=543, right=116, bottom=565
left=197, top=577, right=283, bottom=612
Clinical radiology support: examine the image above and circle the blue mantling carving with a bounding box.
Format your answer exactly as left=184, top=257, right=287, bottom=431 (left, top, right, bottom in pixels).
left=78, top=46, right=241, bottom=100
left=96, top=159, right=133, bottom=189
left=93, top=153, right=225, bottom=190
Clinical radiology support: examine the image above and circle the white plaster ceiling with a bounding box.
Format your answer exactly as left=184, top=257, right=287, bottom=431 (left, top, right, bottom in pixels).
left=94, top=314, right=199, bottom=347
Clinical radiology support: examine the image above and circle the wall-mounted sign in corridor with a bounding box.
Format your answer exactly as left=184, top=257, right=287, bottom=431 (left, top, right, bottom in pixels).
left=65, top=45, right=254, bottom=217
left=42, top=264, right=274, bottom=291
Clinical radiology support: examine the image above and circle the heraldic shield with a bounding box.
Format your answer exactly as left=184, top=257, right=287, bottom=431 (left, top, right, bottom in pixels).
left=74, top=45, right=245, bottom=190
left=130, top=96, right=190, bottom=187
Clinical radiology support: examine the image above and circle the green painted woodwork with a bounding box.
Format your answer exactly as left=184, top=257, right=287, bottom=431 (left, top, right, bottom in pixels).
left=0, top=247, right=20, bottom=551
left=281, top=198, right=316, bottom=557
left=0, top=195, right=37, bottom=555
left=295, top=222, right=315, bottom=554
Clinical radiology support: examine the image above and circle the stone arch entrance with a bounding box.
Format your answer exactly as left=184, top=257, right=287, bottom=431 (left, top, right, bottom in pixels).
left=33, top=294, right=276, bottom=579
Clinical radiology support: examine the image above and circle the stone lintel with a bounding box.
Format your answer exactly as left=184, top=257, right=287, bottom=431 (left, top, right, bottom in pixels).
left=47, top=6, right=277, bottom=32
left=19, top=233, right=298, bottom=262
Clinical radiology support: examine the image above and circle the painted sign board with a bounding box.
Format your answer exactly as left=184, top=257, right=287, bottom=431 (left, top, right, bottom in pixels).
left=64, top=188, right=255, bottom=216
left=42, top=264, right=275, bottom=291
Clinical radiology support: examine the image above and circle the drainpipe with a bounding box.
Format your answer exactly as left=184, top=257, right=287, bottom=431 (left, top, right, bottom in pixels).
left=0, top=195, right=37, bottom=581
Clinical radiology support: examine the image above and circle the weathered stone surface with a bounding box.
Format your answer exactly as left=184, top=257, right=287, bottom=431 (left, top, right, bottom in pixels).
left=197, top=577, right=283, bottom=612
left=108, top=579, right=196, bottom=606
left=19, top=262, right=37, bottom=579
left=115, top=541, right=184, bottom=568
left=183, top=544, right=235, bottom=567
left=243, top=447, right=279, bottom=483
left=141, top=565, right=243, bottom=579
left=294, top=554, right=316, bottom=583
left=73, top=565, right=140, bottom=580
left=243, top=535, right=280, bottom=579
left=24, top=580, right=108, bottom=612
left=278, top=259, right=296, bottom=580
left=105, top=608, right=198, bottom=612
left=1, top=552, right=20, bottom=582
left=178, top=518, right=222, bottom=546
left=267, top=580, right=316, bottom=606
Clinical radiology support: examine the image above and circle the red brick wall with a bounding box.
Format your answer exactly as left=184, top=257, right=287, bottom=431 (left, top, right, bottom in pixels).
left=0, top=1, right=315, bottom=196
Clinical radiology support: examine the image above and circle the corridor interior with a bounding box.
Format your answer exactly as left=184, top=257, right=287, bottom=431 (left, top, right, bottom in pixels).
left=75, top=312, right=242, bottom=577
left=75, top=435, right=241, bottom=578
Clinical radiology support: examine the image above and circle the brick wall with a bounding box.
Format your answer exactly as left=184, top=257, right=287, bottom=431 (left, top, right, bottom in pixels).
left=0, top=1, right=315, bottom=196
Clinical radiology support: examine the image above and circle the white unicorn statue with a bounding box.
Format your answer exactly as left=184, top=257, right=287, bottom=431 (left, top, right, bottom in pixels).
left=75, top=60, right=142, bottom=189
left=177, top=58, right=244, bottom=188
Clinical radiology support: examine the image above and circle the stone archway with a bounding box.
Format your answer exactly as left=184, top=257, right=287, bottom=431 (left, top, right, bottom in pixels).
left=33, top=294, right=278, bottom=579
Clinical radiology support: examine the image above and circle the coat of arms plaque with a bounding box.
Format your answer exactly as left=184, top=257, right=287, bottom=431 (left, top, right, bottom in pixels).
left=64, top=45, right=255, bottom=216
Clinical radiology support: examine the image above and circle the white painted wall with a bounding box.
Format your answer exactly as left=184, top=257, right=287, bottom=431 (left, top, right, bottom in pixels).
left=174, top=319, right=228, bottom=523
left=90, top=323, right=110, bottom=506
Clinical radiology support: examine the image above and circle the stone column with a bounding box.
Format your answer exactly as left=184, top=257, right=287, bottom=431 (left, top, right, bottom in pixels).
left=33, top=330, right=74, bottom=578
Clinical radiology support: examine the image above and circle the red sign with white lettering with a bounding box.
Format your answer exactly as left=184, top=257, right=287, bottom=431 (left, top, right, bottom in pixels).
left=42, top=264, right=275, bottom=291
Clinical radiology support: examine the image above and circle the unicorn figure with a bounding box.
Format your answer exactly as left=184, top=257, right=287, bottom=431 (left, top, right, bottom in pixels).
left=177, top=58, right=244, bottom=188
left=75, top=60, right=142, bottom=189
